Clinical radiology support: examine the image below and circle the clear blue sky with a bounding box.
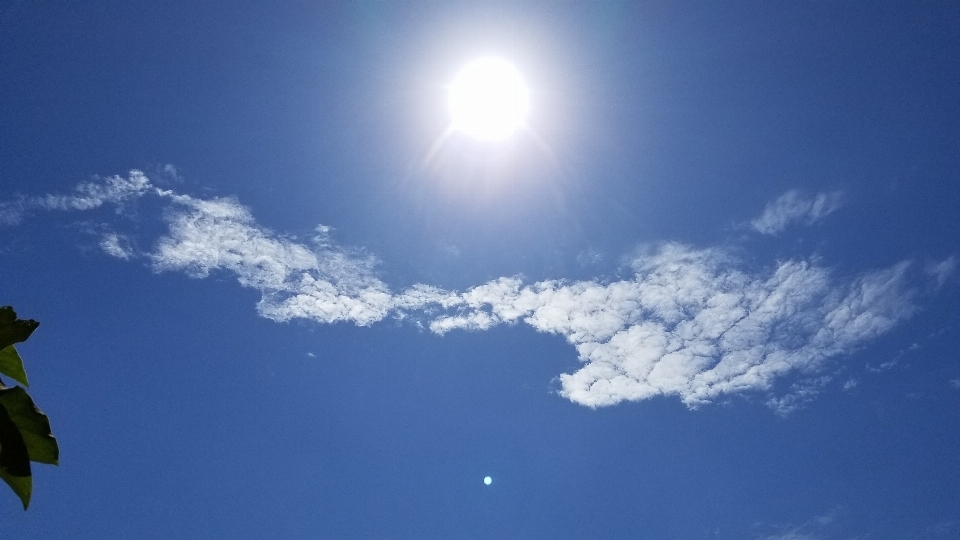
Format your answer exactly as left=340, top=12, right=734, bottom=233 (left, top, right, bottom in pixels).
left=1, top=1, right=959, bottom=538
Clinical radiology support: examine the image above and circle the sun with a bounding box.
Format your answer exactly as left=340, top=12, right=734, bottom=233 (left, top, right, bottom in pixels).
left=448, top=58, right=530, bottom=142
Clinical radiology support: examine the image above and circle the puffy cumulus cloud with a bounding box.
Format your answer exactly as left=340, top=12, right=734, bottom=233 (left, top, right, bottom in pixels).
left=2, top=171, right=927, bottom=411
left=419, top=245, right=917, bottom=409
left=750, top=190, right=843, bottom=235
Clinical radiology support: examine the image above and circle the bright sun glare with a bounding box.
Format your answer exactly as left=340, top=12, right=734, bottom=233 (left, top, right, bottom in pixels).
left=448, top=58, right=530, bottom=142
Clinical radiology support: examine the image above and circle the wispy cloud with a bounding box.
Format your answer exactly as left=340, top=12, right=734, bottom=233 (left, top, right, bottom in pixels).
left=764, top=531, right=819, bottom=540
left=2, top=171, right=931, bottom=412
left=99, top=233, right=136, bottom=260
left=0, top=171, right=153, bottom=225
left=151, top=195, right=394, bottom=326
left=909, top=520, right=959, bottom=540
left=756, top=510, right=958, bottom=540
left=925, top=256, right=956, bottom=289
left=756, top=508, right=841, bottom=540
left=750, top=190, right=844, bottom=235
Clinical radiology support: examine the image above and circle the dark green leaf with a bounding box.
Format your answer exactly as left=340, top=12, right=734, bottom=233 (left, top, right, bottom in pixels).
left=0, top=387, right=58, bottom=466
left=0, top=307, right=39, bottom=351
left=0, top=403, right=30, bottom=476
left=0, top=470, right=31, bottom=510
left=0, top=345, right=29, bottom=387
left=0, top=401, right=32, bottom=509
left=0, top=307, right=53, bottom=510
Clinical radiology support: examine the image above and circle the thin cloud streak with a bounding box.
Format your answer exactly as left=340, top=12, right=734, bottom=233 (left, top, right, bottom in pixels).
left=2, top=171, right=928, bottom=411
left=750, top=190, right=843, bottom=235
left=0, top=171, right=153, bottom=225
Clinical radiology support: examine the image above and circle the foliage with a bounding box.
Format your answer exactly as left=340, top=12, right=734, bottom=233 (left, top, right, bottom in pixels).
left=0, top=306, right=59, bottom=509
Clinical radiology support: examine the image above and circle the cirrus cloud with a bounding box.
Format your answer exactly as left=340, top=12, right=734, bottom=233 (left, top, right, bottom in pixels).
left=750, top=189, right=844, bottom=235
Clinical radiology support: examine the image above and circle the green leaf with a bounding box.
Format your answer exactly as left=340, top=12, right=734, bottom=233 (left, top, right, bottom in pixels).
left=0, top=401, right=32, bottom=509
left=0, top=307, right=55, bottom=510
left=0, top=387, right=58, bottom=466
left=0, top=345, right=29, bottom=387
left=0, top=470, right=31, bottom=510
left=0, top=403, right=30, bottom=475
left=0, top=306, right=39, bottom=351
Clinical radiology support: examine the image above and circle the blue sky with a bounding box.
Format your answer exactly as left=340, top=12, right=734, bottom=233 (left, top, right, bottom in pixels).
left=1, top=1, right=959, bottom=538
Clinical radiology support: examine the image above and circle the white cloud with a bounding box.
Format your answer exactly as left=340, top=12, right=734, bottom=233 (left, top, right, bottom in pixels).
left=0, top=201, right=23, bottom=225
left=2, top=171, right=926, bottom=411
left=151, top=194, right=395, bottom=327
left=39, top=172, right=152, bottom=211
left=757, top=508, right=841, bottom=540
left=420, top=244, right=916, bottom=409
left=0, top=171, right=153, bottom=225
left=160, top=163, right=183, bottom=183
left=750, top=190, right=843, bottom=235
left=764, top=532, right=818, bottom=540
left=100, top=233, right=135, bottom=260
left=757, top=512, right=956, bottom=540
left=577, top=249, right=602, bottom=267
left=925, top=256, right=957, bottom=289
left=2, top=171, right=396, bottom=328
